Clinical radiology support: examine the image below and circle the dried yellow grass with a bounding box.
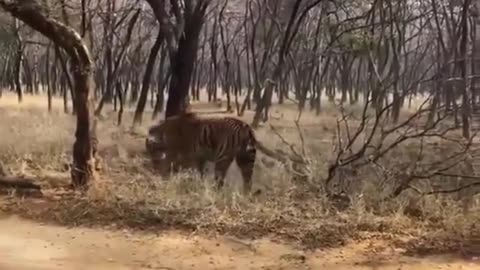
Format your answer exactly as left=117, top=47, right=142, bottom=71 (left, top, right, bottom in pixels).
left=0, top=92, right=478, bottom=252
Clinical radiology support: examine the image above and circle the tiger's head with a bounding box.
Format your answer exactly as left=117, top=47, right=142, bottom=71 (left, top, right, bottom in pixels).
left=146, top=112, right=198, bottom=148
left=145, top=118, right=185, bottom=176
left=145, top=123, right=171, bottom=176
left=145, top=112, right=200, bottom=176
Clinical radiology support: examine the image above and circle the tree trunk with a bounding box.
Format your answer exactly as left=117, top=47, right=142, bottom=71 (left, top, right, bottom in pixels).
left=153, top=48, right=169, bottom=120
left=133, top=28, right=164, bottom=125
left=116, top=82, right=124, bottom=126
left=165, top=3, right=210, bottom=118
left=54, top=46, right=75, bottom=113
left=13, top=36, right=23, bottom=103
left=45, top=43, right=52, bottom=111
left=460, top=0, right=472, bottom=138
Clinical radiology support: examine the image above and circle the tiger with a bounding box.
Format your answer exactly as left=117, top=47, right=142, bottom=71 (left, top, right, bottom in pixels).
left=145, top=112, right=258, bottom=194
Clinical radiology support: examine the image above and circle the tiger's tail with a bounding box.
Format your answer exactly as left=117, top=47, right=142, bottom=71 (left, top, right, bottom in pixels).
left=251, top=132, right=288, bottom=164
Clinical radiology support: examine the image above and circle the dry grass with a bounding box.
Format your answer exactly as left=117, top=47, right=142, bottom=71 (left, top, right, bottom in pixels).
left=0, top=92, right=479, bottom=253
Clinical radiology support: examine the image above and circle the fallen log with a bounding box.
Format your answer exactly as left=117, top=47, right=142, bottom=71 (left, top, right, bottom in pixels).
left=0, top=176, right=42, bottom=190
left=0, top=161, right=43, bottom=195
left=0, top=176, right=43, bottom=197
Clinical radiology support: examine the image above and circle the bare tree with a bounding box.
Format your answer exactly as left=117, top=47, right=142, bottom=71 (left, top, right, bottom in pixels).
left=251, top=0, right=325, bottom=127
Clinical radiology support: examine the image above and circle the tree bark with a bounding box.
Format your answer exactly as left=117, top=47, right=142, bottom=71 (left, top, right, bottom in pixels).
left=165, top=2, right=210, bottom=118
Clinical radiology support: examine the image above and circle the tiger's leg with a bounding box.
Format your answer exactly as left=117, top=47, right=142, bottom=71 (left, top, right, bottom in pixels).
left=235, top=147, right=256, bottom=194
left=153, top=152, right=175, bottom=178
left=195, top=158, right=207, bottom=179
left=94, top=157, right=103, bottom=171
left=213, top=156, right=234, bottom=190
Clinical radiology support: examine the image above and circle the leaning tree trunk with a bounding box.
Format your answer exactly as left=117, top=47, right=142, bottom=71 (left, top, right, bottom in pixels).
left=152, top=48, right=170, bottom=119
left=165, top=3, right=210, bottom=118
left=0, top=0, right=97, bottom=189
left=133, top=28, right=164, bottom=125
left=251, top=0, right=322, bottom=127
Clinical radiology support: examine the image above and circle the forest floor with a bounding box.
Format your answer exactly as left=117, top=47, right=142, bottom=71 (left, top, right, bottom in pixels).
left=0, top=214, right=478, bottom=270
left=1, top=93, right=480, bottom=269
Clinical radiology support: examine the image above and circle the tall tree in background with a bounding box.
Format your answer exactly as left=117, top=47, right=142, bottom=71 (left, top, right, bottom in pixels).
left=165, top=0, right=210, bottom=118
left=134, top=0, right=211, bottom=122
left=459, top=0, right=472, bottom=138
left=251, top=0, right=325, bottom=127
left=0, top=0, right=97, bottom=188
left=133, top=0, right=168, bottom=125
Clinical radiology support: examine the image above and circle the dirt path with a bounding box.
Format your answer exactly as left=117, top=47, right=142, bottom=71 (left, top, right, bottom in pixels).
left=0, top=215, right=477, bottom=270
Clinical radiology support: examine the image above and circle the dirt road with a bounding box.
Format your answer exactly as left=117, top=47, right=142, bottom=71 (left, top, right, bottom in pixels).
left=0, top=215, right=477, bottom=270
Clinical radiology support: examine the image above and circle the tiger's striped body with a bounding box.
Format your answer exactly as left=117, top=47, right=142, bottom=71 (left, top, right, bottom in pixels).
left=146, top=113, right=257, bottom=193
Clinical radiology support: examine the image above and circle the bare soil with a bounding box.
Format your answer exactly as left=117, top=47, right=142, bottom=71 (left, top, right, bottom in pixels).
left=0, top=215, right=477, bottom=270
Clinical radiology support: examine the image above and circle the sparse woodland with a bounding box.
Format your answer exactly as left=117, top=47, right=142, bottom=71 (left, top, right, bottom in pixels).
left=0, top=0, right=480, bottom=254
